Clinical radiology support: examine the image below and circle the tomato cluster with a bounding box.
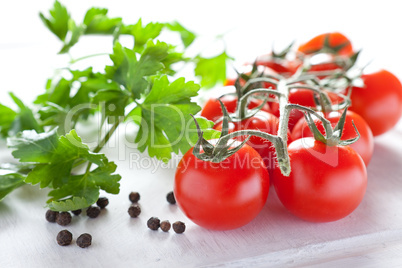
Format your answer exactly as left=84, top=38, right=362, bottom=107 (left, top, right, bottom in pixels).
left=175, top=32, right=402, bottom=230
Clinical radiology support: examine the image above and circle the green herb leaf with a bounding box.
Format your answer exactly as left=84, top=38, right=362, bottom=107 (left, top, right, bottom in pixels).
left=9, top=129, right=105, bottom=188
left=92, top=88, right=131, bottom=121
left=194, top=51, right=233, bottom=89
left=165, top=21, right=196, bottom=48
left=105, top=41, right=168, bottom=99
left=132, top=75, right=217, bottom=161
left=36, top=69, right=120, bottom=131
left=160, top=45, right=189, bottom=76
left=7, top=93, right=43, bottom=136
left=0, top=173, right=26, bottom=201
left=8, top=129, right=121, bottom=211
left=47, top=160, right=120, bottom=211
left=0, top=103, right=17, bottom=137
left=121, top=19, right=164, bottom=52
left=83, top=7, right=122, bottom=34
left=39, top=0, right=70, bottom=41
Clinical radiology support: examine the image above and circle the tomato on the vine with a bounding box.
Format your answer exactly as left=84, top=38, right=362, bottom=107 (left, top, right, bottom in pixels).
left=174, top=142, right=269, bottom=230
left=201, top=94, right=271, bottom=122
left=297, top=32, right=353, bottom=56
left=213, top=111, right=292, bottom=173
left=273, top=138, right=367, bottom=222
left=350, top=69, right=402, bottom=136
left=291, top=110, right=374, bottom=166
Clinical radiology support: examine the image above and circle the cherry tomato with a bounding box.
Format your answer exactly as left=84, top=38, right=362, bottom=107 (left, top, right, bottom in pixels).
left=174, top=142, right=269, bottom=230
left=350, top=69, right=402, bottom=136
left=201, top=94, right=271, bottom=122
left=291, top=110, right=374, bottom=166
left=298, top=32, right=354, bottom=56
left=213, top=111, right=292, bottom=174
left=273, top=138, right=367, bottom=222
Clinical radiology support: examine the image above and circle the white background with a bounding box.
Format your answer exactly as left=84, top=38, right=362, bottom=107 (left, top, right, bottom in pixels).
left=1, top=1, right=402, bottom=267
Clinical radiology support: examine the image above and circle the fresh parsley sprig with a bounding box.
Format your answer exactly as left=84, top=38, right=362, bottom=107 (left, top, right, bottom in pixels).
left=0, top=0, right=225, bottom=209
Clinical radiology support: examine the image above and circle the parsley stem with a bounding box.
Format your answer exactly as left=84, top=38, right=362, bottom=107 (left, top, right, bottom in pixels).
left=93, top=118, right=123, bottom=154
left=69, top=53, right=109, bottom=64
left=85, top=117, right=123, bottom=173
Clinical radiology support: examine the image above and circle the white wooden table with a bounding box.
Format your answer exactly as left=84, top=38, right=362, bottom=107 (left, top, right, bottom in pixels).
left=1, top=1, right=402, bottom=267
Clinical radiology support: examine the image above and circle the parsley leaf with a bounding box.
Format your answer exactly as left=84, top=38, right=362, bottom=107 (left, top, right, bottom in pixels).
left=121, top=19, right=164, bottom=52
left=7, top=93, right=43, bottom=136
left=132, top=75, right=218, bottom=161
left=36, top=68, right=120, bottom=131
left=160, top=45, right=189, bottom=76
left=0, top=173, right=26, bottom=201
left=194, top=51, right=233, bottom=89
left=165, top=21, right=196, bottom=48
left=105, top=41, right=168, bottom=99
left=92, top=88, right=131, bottom=121
left=47, top=160, right=120, bottom=211
left=0, top=103, right=17, bottom=137
left=39, top=0, right=70, bottom=41
left=8, top=129, right=121, bottom=211
left=83, top=7, right=122, bottom=34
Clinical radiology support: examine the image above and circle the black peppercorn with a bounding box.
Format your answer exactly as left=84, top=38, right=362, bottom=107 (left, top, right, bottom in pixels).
left=56, top=212, right=72, bottom=226
left=160, top=220, right=171, bottom=232
left=147, top=217, right=160, bottom=231
left=71, top=209, right=82, bottom=216
left=129, top=192, right=140, bottom=203
left=57, top=230, right=73, bottom=246
left=76, top=233, right=92, bottom=248
left=128, top=204, right=141, bottom=218
left=172, top=221, right=186, bottom=234
left=166, top=191, right=176, bottom=205
left=86, top=206, right=101, bottom=218
left=96, top=197, right=109, bottom=209
left=45, top=210, right=59, bottom=223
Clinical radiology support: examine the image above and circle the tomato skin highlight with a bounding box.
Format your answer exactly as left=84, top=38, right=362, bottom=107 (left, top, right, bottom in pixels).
left=273, top=138, right=367, bottom=223
left=350, top=69, right=402, bottom=136
left=298, top=32, right=354, bottom=56
left=174, top=144, right=270, bottom=230
left=291, top=110, right=374, bottom=166
left=201, top=95, right=271, bottom=122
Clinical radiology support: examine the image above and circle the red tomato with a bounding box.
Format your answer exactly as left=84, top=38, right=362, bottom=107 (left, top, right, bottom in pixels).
left=291, top=110, right=374, bottom=166
left=273, top=138, right=367, bottom=222
left=201, top=94, right=271, bottom=122
left=298, top=32, right=353, bottom=56
left=213, top=111, right=292, bottom=174
left=174, top=142, right=269, bottom=230
left=350, top=70, right=402, bottom=136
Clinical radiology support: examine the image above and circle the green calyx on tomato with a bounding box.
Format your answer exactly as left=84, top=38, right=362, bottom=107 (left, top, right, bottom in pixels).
left=193, top=101, right=291, bottom=175
left=301, top=107, right=360, bottom=147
